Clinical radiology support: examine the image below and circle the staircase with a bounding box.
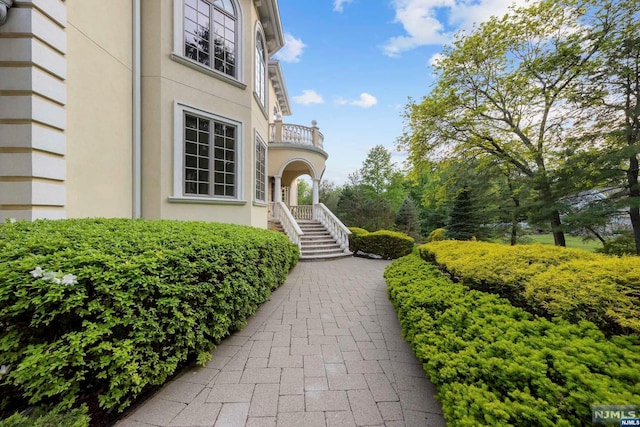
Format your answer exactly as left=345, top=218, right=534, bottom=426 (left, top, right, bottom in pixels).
left=298, top=219, right=351, bottom=261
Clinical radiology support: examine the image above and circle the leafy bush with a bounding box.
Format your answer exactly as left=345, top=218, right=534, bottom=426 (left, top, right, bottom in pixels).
left=0, top=405, right=89, bottom=427
left=597, top=234, right=637, bottom=256
left=347, top=227, right=370, bottom=253
left=0, top=218, right=298, bottom=421
left=427, top=228, right=447, bottom=242
left=359, top=230, right=414, bottom=259
left=418, top=241, right=640, bottom=335
left=385, top=254, right=640, bottom=426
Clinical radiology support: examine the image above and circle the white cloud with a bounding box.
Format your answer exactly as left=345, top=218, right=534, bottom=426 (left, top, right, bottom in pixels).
left=293, top=90, right=324, bottom=105
left=351, top=93, right=378, bottom=108
left=335, top=93, right=378, bottom=108
left=428, top=52, right=445, bottom=68
left=382, top=0, right=535, bottom=57
left=333, top=0, right=353, bottom=12
left=275, top=33, right=306, bottom=63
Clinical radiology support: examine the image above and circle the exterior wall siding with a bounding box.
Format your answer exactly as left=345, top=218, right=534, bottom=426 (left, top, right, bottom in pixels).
left=0, top=0, right=67, bottom=221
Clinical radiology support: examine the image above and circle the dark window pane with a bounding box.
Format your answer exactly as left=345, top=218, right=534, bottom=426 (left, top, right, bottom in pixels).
left=199, top=145, right=209, bottom=156
left=185, top=181, right=197, bottom=194
left=185, top=142, right=197, bottom=154
left=199, top=183, right=209, bottom=194
left=199, top=171, right=209, bottom=181
left=185, top=129, right=197, bottom=141
left=185, top=114, right=197, bottom=129
left=199, top=157, right=208, bottom=168
left=199, top=118, right=209, bottom=132
left=186, top=155, right=197, bottom=167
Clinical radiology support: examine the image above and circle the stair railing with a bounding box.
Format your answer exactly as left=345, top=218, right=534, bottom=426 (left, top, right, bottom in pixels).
left=290, top=205, right=313, bottom=220
left=313, top=203, right=352, bottom=253
left=272, top=201, right=304, bottom=250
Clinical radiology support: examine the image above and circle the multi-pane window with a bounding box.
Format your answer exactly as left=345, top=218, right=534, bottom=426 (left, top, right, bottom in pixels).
left=255, top=137, right=266, bottom=202
left=184, top=0, right=237, bottom=78
left=255, top=32, right=266, bottom=106
left=184, top=112, right=237, bottom=198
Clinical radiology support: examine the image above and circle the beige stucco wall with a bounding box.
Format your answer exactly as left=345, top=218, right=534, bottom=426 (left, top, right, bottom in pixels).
left=65, top=0, right=133, bottom=218
left=140, top=0, right=270, bottom=228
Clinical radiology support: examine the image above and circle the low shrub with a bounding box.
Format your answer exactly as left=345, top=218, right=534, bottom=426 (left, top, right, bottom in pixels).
left=427, top=228, right=447, bottom=242
left=0, top=218, right=298, bottom=422
left=419, top=241, right=639, bottom=335
left=0, top=405, right=89, bottom=427
left=385, top=254, right=640, bottom=426
left=347, top=227, right=369, bottom=253
left=597, top=234, right=637, bottom=256
left=360, top=230, right=414, bottom=259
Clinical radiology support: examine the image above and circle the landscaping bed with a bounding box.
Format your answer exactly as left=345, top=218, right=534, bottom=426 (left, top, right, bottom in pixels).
left=0, top=218, right=298, bottom=425
left=419, top=241, right=640, bottom=336
left=385, top=254, right=640, bottom=426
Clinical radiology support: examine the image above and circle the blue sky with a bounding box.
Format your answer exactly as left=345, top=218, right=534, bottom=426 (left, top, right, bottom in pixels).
left=273, top=0, right=529, bottom=185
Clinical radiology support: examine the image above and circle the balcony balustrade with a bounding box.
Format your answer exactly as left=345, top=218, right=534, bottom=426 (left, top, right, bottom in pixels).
left=270, top=118, right=324, bottom=149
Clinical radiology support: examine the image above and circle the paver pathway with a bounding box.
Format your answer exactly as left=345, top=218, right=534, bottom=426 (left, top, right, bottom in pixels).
left=115, top=257, right=446, bottom=427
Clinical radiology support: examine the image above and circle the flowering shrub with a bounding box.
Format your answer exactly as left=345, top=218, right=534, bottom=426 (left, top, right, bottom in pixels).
left=419, top=241, right=639, bottom=335
left=0, top=218, right=298, bottom=422
left=385, top=254, right=640, bottom=426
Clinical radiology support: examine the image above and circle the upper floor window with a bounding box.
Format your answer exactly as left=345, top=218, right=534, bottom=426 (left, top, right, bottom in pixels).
left=184, top=0, right=238, bottom=78
left=255, top=135, right=266, bottom=202
left=255, top=31, right=267, bottom=107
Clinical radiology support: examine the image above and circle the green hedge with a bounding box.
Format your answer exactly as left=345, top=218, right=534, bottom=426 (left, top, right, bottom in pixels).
left=348, top=228, right=414, bottom=259
left=419, top=241, right=640, bottom=335
left=385, top=254, right=640, bottom=426
left=0, top=218, right=298, bottom=420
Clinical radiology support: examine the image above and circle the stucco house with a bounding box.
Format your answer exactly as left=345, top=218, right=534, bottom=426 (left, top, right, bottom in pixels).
left=0, top=0, right=350, bottom=259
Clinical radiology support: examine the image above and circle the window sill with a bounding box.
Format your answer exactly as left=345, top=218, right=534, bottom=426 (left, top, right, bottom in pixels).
left=169, top=196, right=247, bottom=205
left=171, top=53, right=247, bottom=90
left=253, top=201, right=268, bottom=207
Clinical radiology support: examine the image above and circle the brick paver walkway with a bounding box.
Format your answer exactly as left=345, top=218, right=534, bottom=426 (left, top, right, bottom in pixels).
left=115, top=257, right=446, bottom=427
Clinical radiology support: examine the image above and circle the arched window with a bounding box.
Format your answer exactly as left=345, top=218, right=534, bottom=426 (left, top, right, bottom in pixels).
left=255, top=31, right=267, bottom=107
left=184, top=0, right=238, bottom=78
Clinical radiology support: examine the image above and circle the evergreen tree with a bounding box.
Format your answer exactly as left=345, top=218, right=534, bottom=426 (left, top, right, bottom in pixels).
left=446, top=187, right=480, bottom=240
left=396, top=197, right=421, bottom=239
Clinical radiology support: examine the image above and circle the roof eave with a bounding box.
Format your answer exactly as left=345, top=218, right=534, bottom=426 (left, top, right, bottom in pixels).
left=268, top=59, right=291, bottom=116
left=255, top=0, right=285, bottom=56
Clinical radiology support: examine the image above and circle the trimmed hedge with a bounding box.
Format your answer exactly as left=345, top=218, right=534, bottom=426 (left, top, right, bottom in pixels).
left=385, top=254, right=640, bottom=426
left=0, top=218, right=298, bottom=421
left=419, top=241, right=640, bottom=335
left=348, top=227, right=414, bottom=259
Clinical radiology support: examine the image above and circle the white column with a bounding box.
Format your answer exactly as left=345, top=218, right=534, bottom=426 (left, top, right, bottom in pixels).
left=274, top=176, right=282, bottom=202
left=312, top=179, right=320, bottom=205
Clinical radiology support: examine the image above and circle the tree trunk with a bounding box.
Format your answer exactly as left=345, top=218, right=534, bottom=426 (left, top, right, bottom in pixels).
left=510, top=196, right=520, bottom=246
left=627, top=155, right=640, bottom=254
left=550, top=209, right=566, bottom=247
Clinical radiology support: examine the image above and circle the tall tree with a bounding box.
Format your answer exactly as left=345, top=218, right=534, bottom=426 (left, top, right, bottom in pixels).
left=396, top=197, right=421, bottom=239
left=359, top=145, right=407, bottom=211
left=399, top=0, right=617, bottom=246
left=575, top=1, right=640, bottom=253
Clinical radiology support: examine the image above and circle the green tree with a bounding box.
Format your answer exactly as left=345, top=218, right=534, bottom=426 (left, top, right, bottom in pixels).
left=296, top=177, right=312, bottom=205
left=359, top=145, right=407, bottom=211
left=446, top=187, right=480, bottom=240
left=395, top=197, right=421, bottom=239
left=574, top=1, right=640, bottom=253
left=319, top=180, right=342, bottom=213
left=399, top=0, right=618, bottom=247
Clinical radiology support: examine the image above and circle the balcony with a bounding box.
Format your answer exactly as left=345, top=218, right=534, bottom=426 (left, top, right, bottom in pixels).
left=269, top=119, right=324, bottom=150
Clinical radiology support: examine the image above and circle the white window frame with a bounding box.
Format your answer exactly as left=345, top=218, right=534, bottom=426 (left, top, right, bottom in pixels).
left=254, top=132, right=267, bottom=203
left=171, top=102, right=244, bottom=204
left=254, top=25, right=267, bottom=109
left=172, top=0, right=244, bottom=85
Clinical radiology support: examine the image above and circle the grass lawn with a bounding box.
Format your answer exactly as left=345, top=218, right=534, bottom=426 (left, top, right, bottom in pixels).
left=522, top=233, right=603, bottom=252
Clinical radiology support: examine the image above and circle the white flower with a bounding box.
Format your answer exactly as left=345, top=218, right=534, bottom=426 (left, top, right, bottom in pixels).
left=0, top=365, right=8, bottom=375
left=62, top=274, right=78, bottom=286
left=52, top=277, right=61, bottom=284
left=8, top=218, right=16, bottom=223
left=42, top=271, right=58, bottom=282
left=30, top=267, right=45, bottom=278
